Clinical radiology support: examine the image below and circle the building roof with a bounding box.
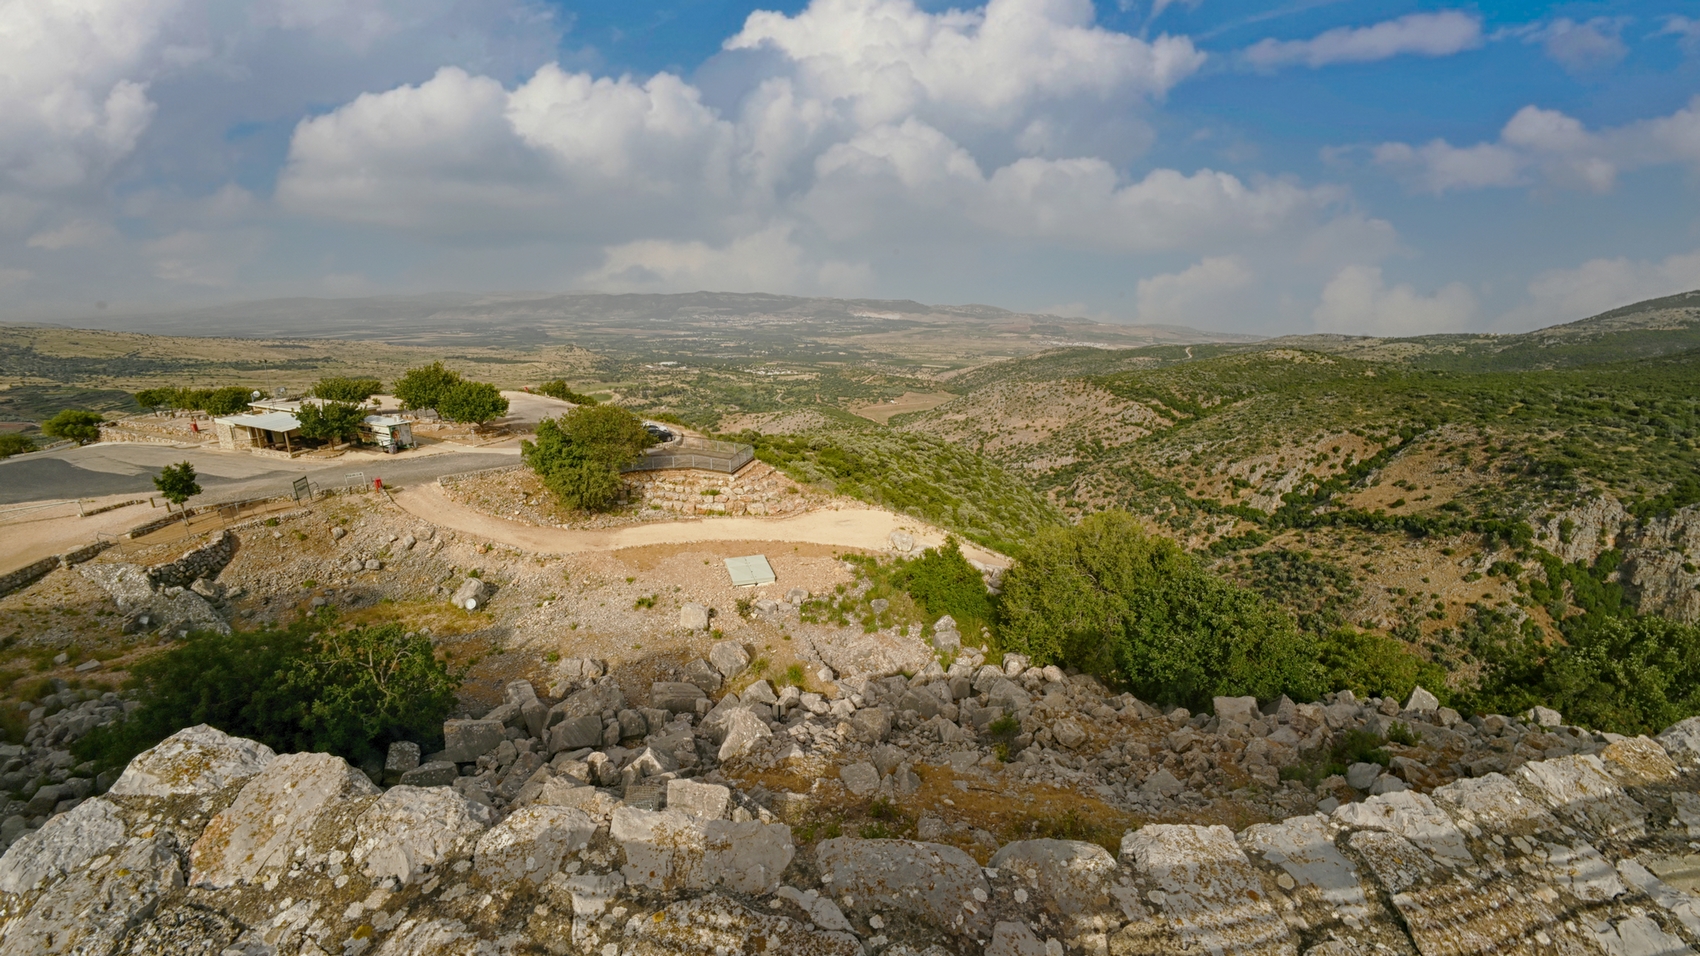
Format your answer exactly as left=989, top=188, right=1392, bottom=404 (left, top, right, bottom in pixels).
left=216, top=412, right=301, bottom=432
left=723, top=555, right=776, bottom=587
left=363, top=415, right=407, bottom=427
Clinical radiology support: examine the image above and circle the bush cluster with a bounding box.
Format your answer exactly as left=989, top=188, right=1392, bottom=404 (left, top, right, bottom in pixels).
left=309, top=377, right=383, bottom=402
left=535, top=380, right=599, bottom=405
left=394, top=362, right=509, bottom=424
left=134, top=386, right=254, bottom=416
left=522, top=404, right=656, bottom=511
left=75, top=618, right=461, bottom=772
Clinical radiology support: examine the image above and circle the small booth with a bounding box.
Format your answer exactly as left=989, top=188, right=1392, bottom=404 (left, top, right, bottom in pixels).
left=213, top=411, right=303, bottom=455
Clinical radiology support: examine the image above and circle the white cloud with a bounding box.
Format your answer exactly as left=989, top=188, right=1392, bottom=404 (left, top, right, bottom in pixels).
left=1664, top=16, right=1700, bottom=54
left=0, top=0, right=179, bottom=192
left=1245, top=11, right=1482, bottom=69
left=580, top=225, right=871, bottom=295
left=1369, top=98, right=1700, bottom=195
left=1135, top=255, right=1252, bottom=324
left=1313, top=265, right=1476, bottom=335
left=0, top=268, right=31, bottom=290
left=727, top=0, right=1205, bottom=130
left=1526, top=17, right=1627, bottom=75
left=1497, top=248, right=1700, bottom=331
left=26, top=220, right=118, bottom=250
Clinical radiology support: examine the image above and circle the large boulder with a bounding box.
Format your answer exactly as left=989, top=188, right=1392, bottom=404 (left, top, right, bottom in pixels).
left=652, top=681, right=707, bottom=714
left=107, top=724, right=275, bottom=799
left=441, top=719, right=505, bottom=763
left=0, top=831, right=183, bottom=956
left=353, top=785, right=496, bottom=886
left=717, top=709, right=772, bottom=762
left=679, top=602, right=711, bottom=631
left=0, top=798, right=128, bottom=894
left=815, top=838, right=991, bottom=936
left=1121, top=824, right=1294, bottom=955
left=190, top=752, right=379, bottom=888
left=611, top=807, right=793, bottom=896
left=709, top=640, right=750, bottom=679
left=1332, top=790, right=1473, bottom=864
left=474, top=805, right=595, bottom=885
left=989, top=839, right=1119, bottom=915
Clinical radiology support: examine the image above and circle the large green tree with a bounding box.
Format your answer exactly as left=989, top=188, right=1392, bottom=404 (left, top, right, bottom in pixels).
left=998, top=511, right=1324, bottom=709
left=41, top=409, right=104, bottom=444
left=393, top=362, right=463, bottom=412
left=296, top=401, right=368, bottom=443
left=437, top=381, right=509, bottom=425
left=522, top=404, right=656, bottom=511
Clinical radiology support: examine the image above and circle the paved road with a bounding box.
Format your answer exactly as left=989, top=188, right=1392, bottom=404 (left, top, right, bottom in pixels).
left=0, top=442, right=517, bottom=505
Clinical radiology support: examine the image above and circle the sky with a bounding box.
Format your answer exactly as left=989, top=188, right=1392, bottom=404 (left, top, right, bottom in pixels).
left=1, top=0, right=1699, bottom=336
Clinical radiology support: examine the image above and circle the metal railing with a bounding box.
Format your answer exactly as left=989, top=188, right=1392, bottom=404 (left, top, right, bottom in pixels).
left=623, top=439, right=755, bottom=475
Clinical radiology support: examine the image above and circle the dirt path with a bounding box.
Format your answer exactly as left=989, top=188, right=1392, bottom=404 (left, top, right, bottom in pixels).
left=849, top=391, right=957, bottom=424
left=0, top=499, right=156, bottom=576
left=389, top=481, right=1010, bottom=567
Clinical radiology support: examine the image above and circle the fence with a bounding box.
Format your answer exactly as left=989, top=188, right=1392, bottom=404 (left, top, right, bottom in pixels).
left=623, top=439, right=755, bottom=475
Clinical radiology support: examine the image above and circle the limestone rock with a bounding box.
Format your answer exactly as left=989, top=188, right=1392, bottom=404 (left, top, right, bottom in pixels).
left=398, top=760, right=458, bottom=787
left=679, top=602, right=711, bottom=631
left=709, top=640, right=750, bottom=678
left=354, top=785, right=495, bottom=886
left=986, top=921, right=1049, bottom=956
left=1601, top=736, right=1680, bottom=787
left=1122, top=824, right=1295, bottom=955
left=190, top=751, right=378, bottom=888
left=989, top=839, right=1118, bottom=915
left=840, top=761, right=881, bottom=796
left=1332, top=790, right=1473, bottom=864
left=611, top=807, right=793, bottom=896
left=815, top=838, right=991, bottom=936
left=0, top=831, right=183, bottom=955
left=474, top=805, right=595, bottom=885
left=1214, top=695, right=1259, bottom=725
left=451, top=578, right=490, bottom=610
left=1240, top=814, right=1373, bottom=930
left=441, top=719, right=505, bottom=763
left=627, top=894, right=860, bottom=956
left=717, top=708, right=772, bottom=762
left=107, top=724, right=275, bottom=799
left=666, top=779, right=731, bottom=821
left=1516, top=755, right=1646, bottom=838
left=1405, top=686, right=1440, bottom=714
left=0, top=798, right=128, bottom=894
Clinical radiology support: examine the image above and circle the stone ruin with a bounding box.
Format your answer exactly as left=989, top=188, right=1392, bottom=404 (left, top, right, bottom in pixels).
left=9, top=638, right=1700, bottom=956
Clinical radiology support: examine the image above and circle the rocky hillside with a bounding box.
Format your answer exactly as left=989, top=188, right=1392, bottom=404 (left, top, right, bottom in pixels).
left=8, top=631, right=1700, bottom=955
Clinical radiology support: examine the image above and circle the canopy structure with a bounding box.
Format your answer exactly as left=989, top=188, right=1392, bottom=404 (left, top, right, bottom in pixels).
left=723, top=555, right=776, bottom=587
left=217, top=411, right=301, bottom=432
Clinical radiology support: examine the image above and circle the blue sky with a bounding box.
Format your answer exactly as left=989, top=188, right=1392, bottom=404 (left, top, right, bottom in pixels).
left=2, top=0, right=1698, bottom=335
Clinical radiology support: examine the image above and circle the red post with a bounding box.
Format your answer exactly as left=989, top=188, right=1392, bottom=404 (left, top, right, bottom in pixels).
left=373, top=477, right=383, bottom=491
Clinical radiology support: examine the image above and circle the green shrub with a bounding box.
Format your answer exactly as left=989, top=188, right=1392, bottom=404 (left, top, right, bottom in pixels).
left=1315, top=628, right=1448, bottom=705
left=998, top=511, right=1323, bottom=709
left=522, top=405, right=656, bottom=511
left=74, top=619, right=461, bottom=772
left=0, top=434, right=35, bottom=458
left=311, top=377, right=383, bottom=402
left=535, top=380, right=598, bottom=404
left=41, top=409, right=104, bottom=444
left=891, top=537, right=994, bottom=632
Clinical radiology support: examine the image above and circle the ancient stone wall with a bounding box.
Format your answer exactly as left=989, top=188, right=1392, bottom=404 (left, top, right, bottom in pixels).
left=624, top=460, right=809, bottom=516
left=146, top=530, right=238, bottom=589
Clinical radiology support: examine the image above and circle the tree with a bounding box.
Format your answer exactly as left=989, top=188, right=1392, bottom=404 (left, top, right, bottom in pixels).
left=0, top=434, right=35, bottom=458
left=72, top=618, right=463, bottom=772
left=394, top=362, right=463, bottom=412
left=134, top=388, right=174, bottom=410
left=41, top=409, right=104, bottom=444
left=296, top=401, right=367, bottom=444
left=437, top=380, right=509, bottom=426
left=521, top=404, right=656, bottom=511
left=998, top=511, right=1323, bottom=709
left=311, top=377, right=383, bottom=403
left=535, top=379, right=598, bottom=405
left=153, top=461, right=202, bottom=513
left=200, top=387, right=254, bottom=416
